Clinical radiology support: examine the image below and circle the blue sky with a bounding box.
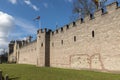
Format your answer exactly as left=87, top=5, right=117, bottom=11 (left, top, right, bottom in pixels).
left=0, top=0, right=118, bottom=53
left=0, top=0, right=74, bottom=49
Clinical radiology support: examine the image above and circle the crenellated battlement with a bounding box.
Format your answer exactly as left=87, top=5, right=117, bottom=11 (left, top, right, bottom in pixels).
left=37, top=28, right=52, bottom=34
left=20, top=39, right=37, bottom=49
left=50, top=2, right=120, bottom=36
left=51, top=21, right=79, bottom=36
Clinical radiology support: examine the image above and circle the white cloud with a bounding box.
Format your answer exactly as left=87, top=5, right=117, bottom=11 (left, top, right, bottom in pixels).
left=43, top=3, right=48, bottom=8
left=24, top=0, right=31, bottom=5
left=6, top=17, right=37, bottom=47
left=8, top=0, right=39, bottom=11
left=5, top=17, right=38, bottom=45
left=15, top=18, right=37, bottom=34
left=9, top=0, right=17, bottom=4
left=24, top=0, right=39, bottom=11
left=32, top=5, right=39, bottom=11
left=0, top=11, right=14, bottom=48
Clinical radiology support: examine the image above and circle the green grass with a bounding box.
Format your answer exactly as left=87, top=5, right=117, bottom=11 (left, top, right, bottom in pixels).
left=0, top=64, right=120, bottom=80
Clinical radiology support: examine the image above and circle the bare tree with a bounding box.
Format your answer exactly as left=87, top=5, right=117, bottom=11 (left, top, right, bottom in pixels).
left=73, top=0, right=96, bottom=18
left=72, top=0, right=107, bottom=19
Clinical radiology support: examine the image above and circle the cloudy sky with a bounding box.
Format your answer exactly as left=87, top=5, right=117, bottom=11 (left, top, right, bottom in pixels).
left=0, top=0, right=117, bottom=54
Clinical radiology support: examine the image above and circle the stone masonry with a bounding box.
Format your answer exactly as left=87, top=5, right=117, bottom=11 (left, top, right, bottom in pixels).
left=8, top=2, right=120, bottom=72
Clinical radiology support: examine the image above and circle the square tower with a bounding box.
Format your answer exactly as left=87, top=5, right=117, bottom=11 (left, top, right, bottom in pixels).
left=36, top=28, right=51, bottom=67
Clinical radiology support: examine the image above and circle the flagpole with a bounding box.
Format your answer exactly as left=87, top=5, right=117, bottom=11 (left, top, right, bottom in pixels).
left=34, top=16, right=41, bottom=29
left=56, top=22, right=58, bottom=29
left=38, top=19, right=41, bottom=29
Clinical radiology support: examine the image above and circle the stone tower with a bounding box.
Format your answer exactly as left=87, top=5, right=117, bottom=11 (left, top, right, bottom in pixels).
left=36, top=28, right=51, bottom=67
left=8, top=41, right=15, bottom=62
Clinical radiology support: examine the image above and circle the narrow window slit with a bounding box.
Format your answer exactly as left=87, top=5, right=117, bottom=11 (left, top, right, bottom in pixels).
left=92, top=31, right=95, bottom=38
left=74, top=36, right=76, bottom=42
left=61, top=40, right=63, bottom=45
left=41, top=43, right=43, bottom=47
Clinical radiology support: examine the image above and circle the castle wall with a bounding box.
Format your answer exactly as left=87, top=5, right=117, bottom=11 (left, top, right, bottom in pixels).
left=8, top=42, right=18, bottom=63
left=8, top=53, right=14, bottom=62
left=36, top=30, right=46, bottom=67
left=18, top=41, right=37, bottom=65
left=8, top=2, right=120, bottom=72
left=36, top=29, right=51, bottom=67
left=50, top=3, right=120, bottom=72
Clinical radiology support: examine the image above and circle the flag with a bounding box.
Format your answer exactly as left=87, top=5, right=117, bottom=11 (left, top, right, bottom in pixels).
left=33, top=16, right=41, bottom=29
left=34, top=16, right=40, bottom=20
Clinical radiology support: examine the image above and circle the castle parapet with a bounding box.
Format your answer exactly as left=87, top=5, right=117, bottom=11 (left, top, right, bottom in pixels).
left=37, top=29, right=43, bottom=34
left=50, top=2, right=120, bottom=36
left=37, top=28, right=52, bottom=34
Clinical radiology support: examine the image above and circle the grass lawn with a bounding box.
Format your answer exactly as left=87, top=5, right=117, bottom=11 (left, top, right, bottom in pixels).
left=0, top=64, right=120, bottom=80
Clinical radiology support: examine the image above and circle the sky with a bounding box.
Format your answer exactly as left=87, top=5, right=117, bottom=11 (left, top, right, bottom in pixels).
left=0, top=0, right=118, bottom=54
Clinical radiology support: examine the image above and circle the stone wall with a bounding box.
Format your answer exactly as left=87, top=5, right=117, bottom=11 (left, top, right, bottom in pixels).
left=8, top=53, right=14, bottom=63
left=8, top=42, right=18, bottom=63
left=36, top=29, right=46, bottom=67
left=50, top=2, right=120, bottom=72
left=36, top=29, right=51, bottom=67
left=9, top=2, right=120, bottom=72
left=18, top=41, right=37, bottom=65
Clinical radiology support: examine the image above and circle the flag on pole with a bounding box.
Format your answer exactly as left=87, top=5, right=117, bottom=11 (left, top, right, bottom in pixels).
left=33, top=16, right=41, bottom=29
left=34, top=16, right=40, bottom=20
left=56, top=22, right=58, bottom=29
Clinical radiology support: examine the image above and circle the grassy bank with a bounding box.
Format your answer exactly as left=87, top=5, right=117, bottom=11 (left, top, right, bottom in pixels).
left=0, top=64, right=120, bottom=80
